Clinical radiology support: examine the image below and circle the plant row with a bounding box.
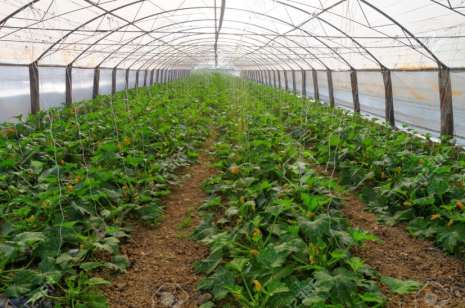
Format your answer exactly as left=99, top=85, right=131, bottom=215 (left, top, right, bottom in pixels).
left=0, top=76, right=218, bottom=307
left=249, top=83, right=465, bottom=255
left=194, top=76, right=418, bottom=307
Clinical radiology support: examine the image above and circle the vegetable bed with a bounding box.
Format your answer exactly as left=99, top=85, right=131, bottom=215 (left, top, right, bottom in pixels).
left=0, top=77, right=217, bottom=307
left=194, top=76, right=420, bottom=307
left=252, top=83, right=465, bottom=255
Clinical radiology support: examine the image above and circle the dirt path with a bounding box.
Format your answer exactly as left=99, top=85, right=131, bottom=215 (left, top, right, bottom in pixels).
left=315, top=167, right=465, bottom=307
left=104, top=138, right=216, bottom=308
left=342, top=193, right=465, bottom=307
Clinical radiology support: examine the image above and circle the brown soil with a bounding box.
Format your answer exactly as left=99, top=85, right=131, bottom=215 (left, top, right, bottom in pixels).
left=103, top=138, right=216, bottom=308
left=316, top=166, right=465, bottom=307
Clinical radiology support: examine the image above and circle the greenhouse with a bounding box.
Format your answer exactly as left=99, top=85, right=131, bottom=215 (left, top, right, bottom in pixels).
left=1, top=0, right=465, bottom=307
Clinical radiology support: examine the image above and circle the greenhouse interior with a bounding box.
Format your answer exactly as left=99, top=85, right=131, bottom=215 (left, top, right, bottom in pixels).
left=1, top=0, right=465, bottom=307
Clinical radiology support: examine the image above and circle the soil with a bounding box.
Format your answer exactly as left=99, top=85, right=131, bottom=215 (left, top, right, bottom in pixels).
left=103, top=137, right=216, bottom=308
left=316, top=166, right=465, bottom=307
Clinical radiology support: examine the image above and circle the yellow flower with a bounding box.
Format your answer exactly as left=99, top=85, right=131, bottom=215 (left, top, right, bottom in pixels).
left=252, top=228, right=262, bottom=238
left=123, top=137, right=131, bottom=145
left=26, top=215, right=36, bottom=223
left=252, top=280, right=262, bottom=292
left=456, top=200, right=464, bottom=210
left=229, top=165, right=240, bottom=175
left=431, top=213, right=440, bottom=220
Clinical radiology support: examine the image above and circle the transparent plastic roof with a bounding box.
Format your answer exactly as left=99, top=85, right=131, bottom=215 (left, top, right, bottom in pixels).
left=0, top=0, right=464, bottom=70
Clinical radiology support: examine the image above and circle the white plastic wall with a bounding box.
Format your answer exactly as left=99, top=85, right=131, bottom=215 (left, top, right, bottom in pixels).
left=317, top=71, right=329, bottom=104
left=304, top=70, right=314, bottom=99
left=116, top=69, right=126, bottom=91
left=332, top=71, right=352, bottom=110
left=392, top=71, right=440, bottom=135
left=72, top=68, right=93, bottom=102
left=128, top=70, right=137, bottom=89
left=294, top=71, right=302, bottom=95
left=99, top=69, right=112, bottom=95
left=357, top=71, right=385, bottom=120
left=451, top=71, right=465, bottom=143
left=39, top=67, right=66, bottom=111
left=0, top=66, right=30, bottom=122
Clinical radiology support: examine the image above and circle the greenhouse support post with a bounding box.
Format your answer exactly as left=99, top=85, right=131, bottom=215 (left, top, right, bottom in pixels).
left=284, top=71, right=289, bottom=91
left=29, top=61, right=40, bottom=114
left=312, top=69, right=319, bottom=100
left=144, top=70, right=148, bottom=87
left=301, top=70, right=306, bottom=97
left=292, top=70, right=297, bottom=94
left=273, top=70, right=277, bottom=88
left=277, top=70, right=282, bottom=89
left=327, top=70, right=335, bottom=107
left=135, top=70, right=140, bottom=88
left=382, top=69, right=395, bottom=126
left=267, top=70, right=272, bottom=87
left=125, top=69, right=130, bottom=90
left=111, top=68, right=117, bottom=95
left=438, top=66, right=454, bottom=136
left=150, top=69, right=154, bottom=85
left=92, top=67, right=100, bottom=99
left=350, top=70, right=360, bottom=113
left=65, top=65, right=72, bottom=106
left=155, top=69, right=160, bottom=83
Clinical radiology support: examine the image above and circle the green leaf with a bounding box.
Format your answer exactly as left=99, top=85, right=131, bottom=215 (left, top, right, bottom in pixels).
left=381, top=276, right=422, bottom=295
left=86, top=277, right=111, bottom=287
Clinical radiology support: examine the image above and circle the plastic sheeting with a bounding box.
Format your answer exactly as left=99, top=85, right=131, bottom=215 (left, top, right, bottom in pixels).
left=450, top=72, right=465, bottom=142
left=357, top=71, right=385, bottom=120
left=72, top=68, right=94, bottom=102
left=304, top=71, right=314, bottom=99
left=38, top=67, right=66, bottom=111
left=392, top=71, right=441, bottom=135
left=317, top=71, right=329, bottom=104
left=116, top=69, right=126, bottom=92
left=2, top=1, right=465, bottom=71
left=332, top=71, right=353, bottom=110
left=128, top=70, right=137, bottom=89
left=0, top=66, right=30, bottom=122
left=99, top=69, right=112, bottom=95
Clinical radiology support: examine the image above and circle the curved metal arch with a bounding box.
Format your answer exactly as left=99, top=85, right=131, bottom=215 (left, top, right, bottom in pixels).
left=138, top=37, right=294, bottom=72
left=34, top=0, right=148, bottom=62
left=122, top=30, right=308, bottom=71
left=135, top=36, right=298, bottom=72
left=277, top=0, right=438, bottom=65
left=37, top=5, right=347, bottom=69
left=150, top=39, right=286, bottom=71
left=113, top=20, right=323, bottom=70
left=359, top=0, right=445, bottom=68
left=124, top=36, right=297, bottom=71
left=0, top=0, right=39, bottom=27
left=276, top=0, right=385, bottom=69
left=73, top=19, right=208, bottom=66
left=225, top=7, right=352, bottom=69
left=74, top=17, right=322, bottom=70
left=152, top=47, right=287, bottom=74
left=157, top=51, right=273, bottom=74
left=116, top=20, right=327, bottom=68
left=78, top=0, right=198, bottom=64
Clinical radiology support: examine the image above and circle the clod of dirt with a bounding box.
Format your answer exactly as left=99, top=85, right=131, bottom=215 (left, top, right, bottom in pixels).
left=160, top=292, right=176, bottom=307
